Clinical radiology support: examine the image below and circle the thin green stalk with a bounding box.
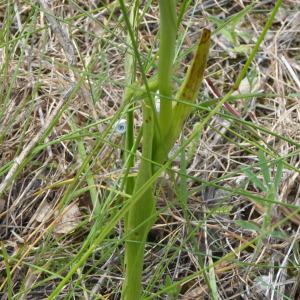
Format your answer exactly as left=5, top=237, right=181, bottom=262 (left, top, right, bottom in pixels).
left=118, top=0, right=160, bottom=139
left=69, top=118, right=100, bottom=216
left=122, top=103, right=155, bottom=300
left=158, top=0, right=177, bottom=137
left=233, top=0, right=283, bottom=89
left=177, top=0, right=193, bottom=28
left=121, top=2, right=156, bottom=299
left=124, top=0, right=139, bottom=225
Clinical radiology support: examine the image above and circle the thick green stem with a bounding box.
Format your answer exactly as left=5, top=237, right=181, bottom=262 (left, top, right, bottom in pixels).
left=122, top=103, right=155, bottom=300
left=154, top=29, right=211, bottom=163
left=122, top=3, right=156, bottom=299
left=122, top=2, right=176, bottom=299
left=158, top=0, right=177, bottom=137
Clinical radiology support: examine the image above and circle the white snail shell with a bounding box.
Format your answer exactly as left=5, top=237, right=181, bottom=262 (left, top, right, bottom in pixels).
left=114, top=118, right=127, bottom=134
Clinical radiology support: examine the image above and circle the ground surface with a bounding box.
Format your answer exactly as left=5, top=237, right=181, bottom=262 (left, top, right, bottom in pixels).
left=0, top=1, right=300, bottom=299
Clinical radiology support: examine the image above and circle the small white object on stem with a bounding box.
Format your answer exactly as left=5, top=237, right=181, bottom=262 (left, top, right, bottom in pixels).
left=114, top=118, right=127, bottom=134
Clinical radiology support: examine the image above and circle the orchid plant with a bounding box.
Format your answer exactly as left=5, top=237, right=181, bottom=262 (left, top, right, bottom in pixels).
left=120, top=1, right=210, bottom=299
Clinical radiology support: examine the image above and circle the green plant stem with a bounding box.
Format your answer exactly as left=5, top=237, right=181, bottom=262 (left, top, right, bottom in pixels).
left=124, top=0, right=139, bottom=226
left=118, top=0, right=160, bottom=139
left=122, top=2, right=176, bottom=298
left=121, top=2, right=156, bottom=299
left=158, top=0, right=177, bottom=138
left=154, top=28, right=211, bottom=163
left=122, top=103, right=155, bottom=300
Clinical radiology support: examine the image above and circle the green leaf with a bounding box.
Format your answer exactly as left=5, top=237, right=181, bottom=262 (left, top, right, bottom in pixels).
left=164, top=275, right=180, bottom=298
left=210, top=205, right=233, bottom=216
left=270, top=230, right=287, bottom=240
left=236, top=220, right=261, bottom=232
left=258, top=150, right=271, bottom=187
left=178, top=137, right=188, bottom=206
left=242, top=167, right=266, bottom=192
